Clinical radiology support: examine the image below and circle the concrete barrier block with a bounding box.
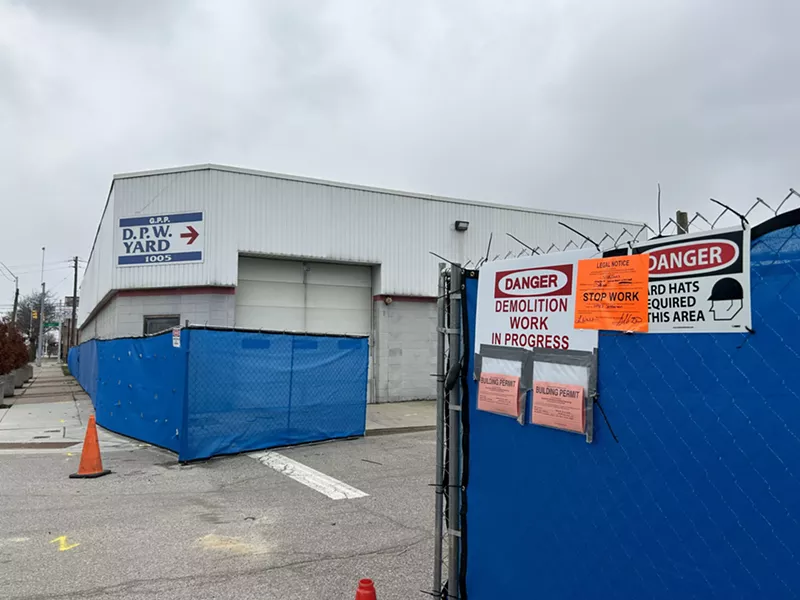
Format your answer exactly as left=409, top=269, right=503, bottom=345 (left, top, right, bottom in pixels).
left=1, top=374, right=14, bottom=398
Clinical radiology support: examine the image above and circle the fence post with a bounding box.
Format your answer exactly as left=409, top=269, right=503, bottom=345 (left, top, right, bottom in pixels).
left=676, top=210, right=689, bottom=234
left=179, top=325, right=191, bottom=462
left=433, top=263, right=446, bottom=593
left=287, top=335, right=296, bottom=434
left=447, top=265, right=463, bottom=597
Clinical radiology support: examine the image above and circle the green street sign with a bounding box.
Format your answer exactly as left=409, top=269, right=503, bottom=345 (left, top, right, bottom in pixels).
left=44, top=322, right=59, bottom=328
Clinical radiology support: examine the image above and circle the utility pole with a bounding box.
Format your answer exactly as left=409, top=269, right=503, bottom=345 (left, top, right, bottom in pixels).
left=57, top=301, right=64, bottom=362
left=36, top=247, right=45, bottom=367
left=36, top=282, right=46, bottom=366
left=11, top=278, right=18, bottom=330
left=70, top=256, right=79, bottom=348
left=0, top=262, right=18, bottom=330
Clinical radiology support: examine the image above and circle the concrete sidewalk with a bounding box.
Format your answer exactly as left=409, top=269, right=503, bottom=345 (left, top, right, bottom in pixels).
left=365, top=400, right=435, bottom=435
left=0, top=361, right=139, bottom=453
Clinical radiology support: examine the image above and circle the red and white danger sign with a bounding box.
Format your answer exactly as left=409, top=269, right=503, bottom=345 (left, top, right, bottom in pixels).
left=632, top=226, right=751, bottom=333
left=474, top=250, right=599, bottom=354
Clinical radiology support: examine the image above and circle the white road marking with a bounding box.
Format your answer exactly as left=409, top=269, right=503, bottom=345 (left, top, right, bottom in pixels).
left=0, top=537, right=29, bottom=546
left=249, top=451, right=368, bottom=500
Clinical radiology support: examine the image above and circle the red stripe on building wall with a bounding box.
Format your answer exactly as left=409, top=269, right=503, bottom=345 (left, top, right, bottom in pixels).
left=117, top=286, right=235, bottom=298
left=372, top=295, right=437, bottom=303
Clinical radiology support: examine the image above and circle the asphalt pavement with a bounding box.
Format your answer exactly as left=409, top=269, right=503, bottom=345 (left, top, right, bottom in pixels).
left=0, top=428, right=437, bottom=600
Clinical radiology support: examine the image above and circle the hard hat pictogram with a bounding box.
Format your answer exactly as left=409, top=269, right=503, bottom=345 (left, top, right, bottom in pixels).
left=708, top=277, right=744, bottom=322
left=708, top=277, right=744, bottom=302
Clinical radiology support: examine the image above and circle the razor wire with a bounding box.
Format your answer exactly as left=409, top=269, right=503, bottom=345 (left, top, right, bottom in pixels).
left=458, top=188, right=800, bottom=268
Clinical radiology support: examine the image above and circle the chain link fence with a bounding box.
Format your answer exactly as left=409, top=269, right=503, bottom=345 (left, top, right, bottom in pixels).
left=68, top=327, right=370, bottom=461
left=183, top=327, right=369, bottom=460
left=433, top=188, right=800, bottom=599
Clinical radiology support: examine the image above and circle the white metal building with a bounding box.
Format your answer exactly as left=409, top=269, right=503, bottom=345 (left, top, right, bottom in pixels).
left=78, top=164, right=641, bottom=402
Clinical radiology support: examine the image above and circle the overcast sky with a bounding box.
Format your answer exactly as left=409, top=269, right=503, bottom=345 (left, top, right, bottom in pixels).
left=1, top=0, right=797, bottom=308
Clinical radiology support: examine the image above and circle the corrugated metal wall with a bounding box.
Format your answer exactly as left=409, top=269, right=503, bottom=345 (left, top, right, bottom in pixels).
left=77, top=188, right=116, bottom=326
left=79, top=165, right=642, bottom=325
left=114, top=170, right=218, bottom=292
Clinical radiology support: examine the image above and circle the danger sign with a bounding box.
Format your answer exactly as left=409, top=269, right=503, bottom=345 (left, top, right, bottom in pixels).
left=632, top=226, right=751, bottom=333
left=495, top=265, right=573, bottom=298
left=474, top=250, right=599, bottom=354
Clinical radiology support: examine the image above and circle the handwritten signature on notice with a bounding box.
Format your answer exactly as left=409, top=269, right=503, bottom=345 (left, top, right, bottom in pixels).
left=615, top=313, right=644, bottom=326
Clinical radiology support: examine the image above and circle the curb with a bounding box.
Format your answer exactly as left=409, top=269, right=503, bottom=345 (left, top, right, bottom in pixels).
left=365, top=425, right=436, bottom=437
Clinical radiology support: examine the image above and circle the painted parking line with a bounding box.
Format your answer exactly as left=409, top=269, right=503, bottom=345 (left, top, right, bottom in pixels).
left=249, top=451, right=368, bottom=500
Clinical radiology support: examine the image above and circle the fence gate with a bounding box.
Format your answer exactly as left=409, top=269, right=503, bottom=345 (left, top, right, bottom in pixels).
left=433, top=200, right=800, bottom=599
left=433, top=264, right=465, bottom=599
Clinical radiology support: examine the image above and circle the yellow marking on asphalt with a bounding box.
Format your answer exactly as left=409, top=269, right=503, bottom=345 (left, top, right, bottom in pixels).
left=196, top=534, right=273, bottom=555
left=50, top=536, right=80, bottom=551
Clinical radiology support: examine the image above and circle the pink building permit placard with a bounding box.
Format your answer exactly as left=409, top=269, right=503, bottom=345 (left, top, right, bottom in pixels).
left=477, top=373, right=521, bottom=417
left=532, top=381, right=585, bottom=433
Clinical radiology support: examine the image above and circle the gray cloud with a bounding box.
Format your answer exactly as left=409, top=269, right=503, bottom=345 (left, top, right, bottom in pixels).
left=1, top=0, right=797, bottom=303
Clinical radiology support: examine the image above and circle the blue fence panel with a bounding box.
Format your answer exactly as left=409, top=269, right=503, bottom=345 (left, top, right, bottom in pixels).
left=73, top=339, right=98, bottom=401
left=67, top=345, right=79, bottom=380
left=184, top=330, right=294, bottom=460
left=69, top=328, right=368, bottom=461
left=182, top=329, right=368, bottom=461
left=463, top=224, right=800, bottom=599
left=288, top=336, right=369, bottom=444
left=91, top=332, right=187, bottom=452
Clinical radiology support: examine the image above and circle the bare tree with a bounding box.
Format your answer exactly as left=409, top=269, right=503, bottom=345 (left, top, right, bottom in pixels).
left=5, top=290, right=58, bottom=349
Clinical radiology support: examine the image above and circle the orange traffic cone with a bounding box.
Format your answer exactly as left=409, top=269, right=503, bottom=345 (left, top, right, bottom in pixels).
left=69, top=415, right=111, bottom=479
left=355, top=579, right=376, bottom=600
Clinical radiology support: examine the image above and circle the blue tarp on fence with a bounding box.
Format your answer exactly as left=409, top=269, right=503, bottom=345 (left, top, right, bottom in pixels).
left=97, top=331, right=186, bottom=452
left=184, top=330, right=369, bottom=460
left=68, top=328, right=369, bottom=461
left=463, top=221, right=800, bottom=599
left=69, top=338, right=98, bottom=401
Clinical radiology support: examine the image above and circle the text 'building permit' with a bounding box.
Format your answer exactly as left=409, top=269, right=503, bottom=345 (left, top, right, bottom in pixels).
left=117, top=212, right=204, bottom=266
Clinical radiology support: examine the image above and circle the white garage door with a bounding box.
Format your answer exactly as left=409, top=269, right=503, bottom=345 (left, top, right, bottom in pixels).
left=235, top=257, right=372, bottom=335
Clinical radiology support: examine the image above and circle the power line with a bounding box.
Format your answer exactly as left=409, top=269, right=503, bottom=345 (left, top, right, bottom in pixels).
left=49, top=275, right=72, bottom=293
left=13, top=266, right=74, bottom=275
left=1, top=260, right=73, bottom=269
